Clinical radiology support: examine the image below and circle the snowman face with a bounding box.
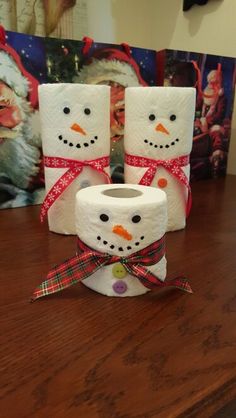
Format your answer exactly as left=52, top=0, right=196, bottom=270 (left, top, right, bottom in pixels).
left=125, top=87, right=196, bottom=160
left=39, top=83, right=110, bottom=159
left=76, top=186, right=167, bottom=256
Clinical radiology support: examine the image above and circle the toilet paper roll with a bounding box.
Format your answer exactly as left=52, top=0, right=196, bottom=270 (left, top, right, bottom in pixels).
left=76, top=183, right=167, bottom=297
left=124, top=87, right=196, bottom=231
left=39, top=83, right=111, bottom=234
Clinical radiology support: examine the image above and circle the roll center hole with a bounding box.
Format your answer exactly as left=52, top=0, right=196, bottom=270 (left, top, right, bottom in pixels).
left=102, top=188, right=143, bottom=198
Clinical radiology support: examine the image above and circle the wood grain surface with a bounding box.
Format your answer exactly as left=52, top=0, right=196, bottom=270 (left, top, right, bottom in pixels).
left=1, top=176, right=236, bottom=418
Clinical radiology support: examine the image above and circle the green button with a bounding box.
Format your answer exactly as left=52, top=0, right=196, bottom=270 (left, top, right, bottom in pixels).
left=112, top=263, right=127, bottom=279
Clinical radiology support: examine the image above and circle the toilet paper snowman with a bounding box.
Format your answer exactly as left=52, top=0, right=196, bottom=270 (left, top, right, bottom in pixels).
left=38, top=83, right=111, bottom=234
left=32, top=184, right=192, bottom=301
left=124, top=87, right=196, bottom=231
left=76, top=184, right=167, bottom=297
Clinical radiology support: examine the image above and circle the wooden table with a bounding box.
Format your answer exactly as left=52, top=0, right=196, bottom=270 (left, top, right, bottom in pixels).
left=1, top=176, right=236, bottom=418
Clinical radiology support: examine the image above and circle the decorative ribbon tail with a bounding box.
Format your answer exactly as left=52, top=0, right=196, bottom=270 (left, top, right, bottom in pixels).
left=164, top=276, right=193, bottom=294
left=39, top=166, right=80, bottom=223
left=186, top=188, right=192, bottom=218
left=31, top=255, right=81, bottom=302
left=39, top=156, right=111, bottom=223
left=139, top=167, right=156, bottom=186
left=40, top=201, right=47, bottom=223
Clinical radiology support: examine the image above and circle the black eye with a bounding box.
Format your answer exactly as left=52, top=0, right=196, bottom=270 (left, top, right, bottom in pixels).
left=100, top=213, right=109, bottom=222
left=149, top=114, right=156, bottom=121
left=132, top=215, right=141, bottom=223
left=170, top=114, right=176, bottom=121
left=84, top=108, right=91, bottom=115
left=63, top=107, right=70, bottom=114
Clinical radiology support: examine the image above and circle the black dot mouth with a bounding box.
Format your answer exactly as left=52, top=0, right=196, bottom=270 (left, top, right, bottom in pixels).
left=144, top=138, right=179, bottom=148
left=58, top=135, right=98, bottom=148
left=96, top=235, right=145, bottom=251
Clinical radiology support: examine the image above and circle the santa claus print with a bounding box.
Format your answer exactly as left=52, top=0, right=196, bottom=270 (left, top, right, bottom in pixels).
left=74, top=41, right=149, bottom=183
left=0, top=27, right=44, bottom=208
left=194, top=64, right=227, bottom=175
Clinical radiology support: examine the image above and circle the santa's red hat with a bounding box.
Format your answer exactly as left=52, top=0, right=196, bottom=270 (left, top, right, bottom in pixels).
left=0, top=25, right=39, bottom=108
left=76, top=38, right=147, bottom=87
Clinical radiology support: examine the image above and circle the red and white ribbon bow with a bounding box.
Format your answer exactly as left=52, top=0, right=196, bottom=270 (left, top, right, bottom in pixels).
left=40, top=155, right=111, bottom=222
left=125, top=153, right=192, bottom=216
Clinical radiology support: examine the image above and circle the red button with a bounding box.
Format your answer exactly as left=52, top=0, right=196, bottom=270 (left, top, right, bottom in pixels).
left=158, top=178, right=168, bottom=188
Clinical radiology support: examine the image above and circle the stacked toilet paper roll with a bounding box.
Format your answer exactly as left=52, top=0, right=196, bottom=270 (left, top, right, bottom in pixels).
left=75, top=183, right=167, bottom=297
left=39, top=83, right=111, bottom=235
left=124, top=87, right=196, bottom=231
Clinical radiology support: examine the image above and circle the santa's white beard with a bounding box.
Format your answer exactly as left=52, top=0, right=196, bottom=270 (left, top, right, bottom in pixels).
left=0, top=98, right=41, bottom=189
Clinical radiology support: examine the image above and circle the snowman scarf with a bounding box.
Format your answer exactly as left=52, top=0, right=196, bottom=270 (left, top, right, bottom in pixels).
left=31, top=236, right=192, bottom=301
left=125, top=154, right=192, bottom=216
left=40, top=155, right=111, bottom=222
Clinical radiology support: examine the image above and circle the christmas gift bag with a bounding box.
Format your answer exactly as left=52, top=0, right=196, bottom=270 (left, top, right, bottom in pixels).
left=73, top=38, right=158, bottom=184
left=0, top=27, right=45, bottom=209
left=1, top=26, right=235, bottom=211
left=0, top=27, right=158, bottom=209
left=157, top=49, right=236, bottom=181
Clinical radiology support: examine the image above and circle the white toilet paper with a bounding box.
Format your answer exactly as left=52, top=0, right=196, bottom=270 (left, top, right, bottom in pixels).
left=124, top=87, right=196, bottom=231
left=38, top=83, right=111, bottom=234
left=75, top=184, right=167, bottom=297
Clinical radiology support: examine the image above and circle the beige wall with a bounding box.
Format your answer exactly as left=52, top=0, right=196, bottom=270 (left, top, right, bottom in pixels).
left=111, top=0, right=156, bottom=49
left=111, top=0, right=236, bottom=174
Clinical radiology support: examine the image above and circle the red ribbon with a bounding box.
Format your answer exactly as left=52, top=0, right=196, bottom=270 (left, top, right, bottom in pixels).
left=40, top=155, right=111, bottom=222
left=125, top=153, right=192, bottom=216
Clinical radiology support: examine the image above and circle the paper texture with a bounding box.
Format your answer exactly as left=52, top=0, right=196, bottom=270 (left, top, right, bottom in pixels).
left=124, top=87, right=196, bottom=231
left=76, top=184, right=167, bottom=297
left=39, top=83, right=111, bottom=234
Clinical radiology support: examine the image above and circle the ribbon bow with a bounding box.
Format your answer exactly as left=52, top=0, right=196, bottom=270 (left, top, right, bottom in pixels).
left=40, top=155, right=111, bottom=222
left=31, top=236, right=192, bottom=301
left=125, top=153, right=192, bottom=216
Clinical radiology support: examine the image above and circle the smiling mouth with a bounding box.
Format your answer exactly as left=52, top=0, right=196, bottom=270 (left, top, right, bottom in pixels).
left=97, top=235, right=145, bottom=252
left=143, top=138, right=179, bottom=149
left=58, top=134, right=98, bottom=148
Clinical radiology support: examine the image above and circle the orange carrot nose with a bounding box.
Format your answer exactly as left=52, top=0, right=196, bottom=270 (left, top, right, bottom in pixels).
left=112, top=225, right=133, bottom=241
left=155, top=123, right=169, bottom=135
left=70, top=123, right=86, bottom=136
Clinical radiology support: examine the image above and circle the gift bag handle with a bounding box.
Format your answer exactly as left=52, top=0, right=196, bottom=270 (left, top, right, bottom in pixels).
left=192, top=60, right=222, bottom=99
left=0, top=25, right=6, bottom=45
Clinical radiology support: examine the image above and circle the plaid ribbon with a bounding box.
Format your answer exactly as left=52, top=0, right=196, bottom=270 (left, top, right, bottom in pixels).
left=31, top=236, right=192, bottom=301
left=125, top=153, right=192, bottom=217
left=40, top=155, right=111, bottom=222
